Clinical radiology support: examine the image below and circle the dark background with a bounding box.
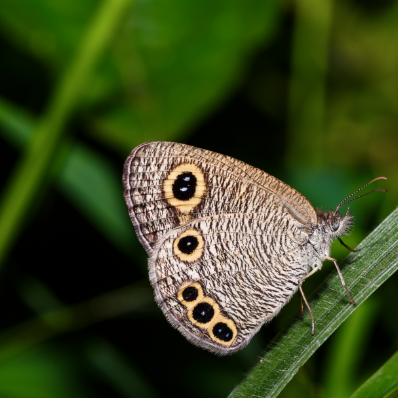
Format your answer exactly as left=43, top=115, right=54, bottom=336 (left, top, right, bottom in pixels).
left=0, top=0, right=397, bottom=397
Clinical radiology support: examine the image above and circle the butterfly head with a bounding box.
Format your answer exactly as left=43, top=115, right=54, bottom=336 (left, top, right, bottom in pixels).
left=316, top=208, right=353, bottom=239
left=317, top=177, right=387, bottom=252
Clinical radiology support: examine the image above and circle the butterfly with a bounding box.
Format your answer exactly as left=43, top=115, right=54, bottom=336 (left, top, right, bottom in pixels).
left=122, top=142, right=387, bottom=354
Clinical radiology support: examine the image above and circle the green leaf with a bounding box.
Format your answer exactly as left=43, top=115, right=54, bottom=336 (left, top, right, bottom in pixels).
left=0, top=280, right=152, bottom=365
left=350, top=351, right=398, bottom=398
left=0, top=0, right=281, bottom=150
left=86, top=339, right=160, bottom=398
left=0, top=98, right=139, bottom=259
left=229, top=207, right=398, bottom=398
left=323, top=297, right=380, bottom=398
left=0, top=0, right=133, bottom=268
left=0, top=345, right=93, bottom=398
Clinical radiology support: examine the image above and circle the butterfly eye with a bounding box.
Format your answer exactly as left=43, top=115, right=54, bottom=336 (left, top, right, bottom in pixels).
left=331, top=217, right=340, bottom=231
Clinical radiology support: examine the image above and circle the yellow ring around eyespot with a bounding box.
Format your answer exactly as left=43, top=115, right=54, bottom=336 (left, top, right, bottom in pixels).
left=173, top=229, right=204, bottom=262
left=187, top=296, right=220, bottom=329
left=163, top=163, right=206, bottom=214
left=177, top=282, right=204, bottom=309
left=208, top=315, right=237, bottom=347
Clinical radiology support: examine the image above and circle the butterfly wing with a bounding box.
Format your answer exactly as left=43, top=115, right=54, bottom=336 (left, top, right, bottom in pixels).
left=123, top=142, right=316, bottom=255
left=150, top=212, right=311, bottom=354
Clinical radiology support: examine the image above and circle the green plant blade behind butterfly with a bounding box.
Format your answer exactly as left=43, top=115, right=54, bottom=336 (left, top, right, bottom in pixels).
left=229, top=207, right=398, bottom=398
left=349, top=350, right=398, bottom=398
left=0, top=98, right=139, bottom=261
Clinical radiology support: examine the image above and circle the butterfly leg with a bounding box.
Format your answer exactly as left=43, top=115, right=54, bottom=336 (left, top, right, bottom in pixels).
left=299, top=294, right=304, bottom=318
left=297, top=268, right=319, bottom=334
left=325, top=256, right=357, bottom=306
left=298, top=284, right=315, bottom=335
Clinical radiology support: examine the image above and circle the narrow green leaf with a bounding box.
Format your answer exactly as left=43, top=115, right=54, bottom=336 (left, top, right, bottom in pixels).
left=86, top=339, right=160, bottom=398
left=0, top=346, right=94, bottom=398
left=0, top=0, right=282, bottom=151
left=324, top=297, right=380, bottom=398
left=0, top=280, right=152, bottom=365
left=350, top=351, right=398, bottom=398
left=229, top=208, right=398, bottom=398
left=0, top=0, right=133, bottom=268
left=0, top=98, right=140, bottom=260
left=287, top=0, right=332, bottom=166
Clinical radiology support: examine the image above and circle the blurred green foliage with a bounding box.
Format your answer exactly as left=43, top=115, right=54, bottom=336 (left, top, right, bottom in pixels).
left=0, top=0, right=397, bottom=397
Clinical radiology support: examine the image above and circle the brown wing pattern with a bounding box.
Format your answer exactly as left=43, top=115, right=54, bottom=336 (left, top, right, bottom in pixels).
left=123, top=142, right=316, bottom=255
left=150, top=212, right=312, bottom=354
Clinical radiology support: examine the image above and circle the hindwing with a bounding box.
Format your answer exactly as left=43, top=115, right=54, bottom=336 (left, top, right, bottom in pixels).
left=150, top=212, right=311, bottom=354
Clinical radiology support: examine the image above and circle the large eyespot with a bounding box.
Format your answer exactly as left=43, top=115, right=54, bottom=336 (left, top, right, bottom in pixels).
left=187, top=297, right=220, bottom=328
left=173, top=229, right=204, bottom=262
left=208, top=315, right=237, bottom=347
left=163, top=163, right=206, bottom=214
left=177, top=282, right=204, bottom=308
left=331, top=217, right=340, bottom=232
left=172, top=172, right=197, bottom=201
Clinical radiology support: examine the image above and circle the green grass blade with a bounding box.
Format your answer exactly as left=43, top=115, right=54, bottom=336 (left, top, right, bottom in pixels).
left=86, top=339, right=160, bottom=398
left=0, top=280, right=152, bottom=365
left=287, top=0, right=332, bottom=166
left=323, top=297, right=380, bottom=398
left=0, top=98, right=139, bottom=259
left=350, top=351, right=398, bottom=398
left=229, top=208, right=398, bottom=398
left=0, top=0, right=133, bottom=268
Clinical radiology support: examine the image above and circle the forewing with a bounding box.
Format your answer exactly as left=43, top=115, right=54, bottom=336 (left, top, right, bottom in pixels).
left=123, top=142, right=316, bottom=255
left=150, top=212, right=311, bottom=354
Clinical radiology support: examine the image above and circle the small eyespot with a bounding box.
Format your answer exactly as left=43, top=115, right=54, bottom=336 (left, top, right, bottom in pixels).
left=174, top=229, right=204, bottom=262
left=177, top=282, right=204, bottom=308
left=177, top=235, right=199, bottom=255
left=182, top=286, right=199, bottom=302
left=212, top=322, right=234, bottom=342
left=192, top=302, right=215, bottom=324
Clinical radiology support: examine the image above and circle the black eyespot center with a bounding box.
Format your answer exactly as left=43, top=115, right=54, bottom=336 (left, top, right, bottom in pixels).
left=172, top=172, right=197, bottom=201
left=182, top=286, right=199, bottom=302
left=213, top=322, right=233, bottom=342
left=177, top=235, right=199, bottom=255
left=192, top=302, right=214, bottom=324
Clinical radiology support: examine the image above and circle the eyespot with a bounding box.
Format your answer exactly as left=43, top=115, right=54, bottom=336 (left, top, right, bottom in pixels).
left=192, top=302, right=215, bottom=324
left=173, top=229, right=204, bottom=262
left=182, top=286, right=199, bottom=302
left=177, top=282, right=204, bottom=308
left=212, top=322, right=233, bottom=342
left=163, top=163, right=206, bottom=214
left=177, top=235, right=199, bottom=255
left=187, top=297, right=220, bottom=328
left=208, top=315, right=237, bottom=347
left=172, top=172, right=197, bottom=201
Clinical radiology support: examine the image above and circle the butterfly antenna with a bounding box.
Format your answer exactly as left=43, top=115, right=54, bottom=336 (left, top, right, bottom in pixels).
left=334, top=177, right=388, bottom=214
